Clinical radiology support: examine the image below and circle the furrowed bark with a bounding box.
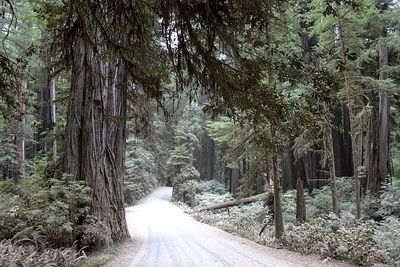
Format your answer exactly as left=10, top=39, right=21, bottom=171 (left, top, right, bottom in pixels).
left=378, top=40, right=390, bottom=190
left=296, top=179, right=306, bottom=223
left=271, top=127, right=284, bottom=239
left=64, top=34, right=129, bottom=245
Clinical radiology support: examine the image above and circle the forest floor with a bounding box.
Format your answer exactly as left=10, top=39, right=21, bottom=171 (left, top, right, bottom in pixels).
left=107, top=187, right=353, bottom=267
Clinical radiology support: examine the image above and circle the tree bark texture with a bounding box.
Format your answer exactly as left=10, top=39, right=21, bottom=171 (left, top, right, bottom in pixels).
left=281, top=141, right=297, bottom=190
left=366, top=107, right=380, bottom=194
left=38, top=50, right=57, bottom=158
left=378, top=40, right=390, bottom=189
left=296, top=179, right=306, bottom=223
left=15, top=62, right=27, bottom=179
left=193, top=132, right=215, bottom=180
left=271, top=128, right=284, bottom=239
left=331, top=104, right=353, bottom=177
left=64, top=36, right=129, bottom=244
left=230, top=162, right=240, bottom=197
left=325, top=122, right=340, bottom=216
left=302, top=144, right=328, bottom=192
left=338, top=19, right=361, bottom=218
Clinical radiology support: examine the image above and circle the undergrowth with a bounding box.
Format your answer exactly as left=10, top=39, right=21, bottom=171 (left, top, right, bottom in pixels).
left=0, top=239, right=86, bottom=267
left=184, top=179, right=400, bottom=266
left=0, top=159, right=91, bottom=266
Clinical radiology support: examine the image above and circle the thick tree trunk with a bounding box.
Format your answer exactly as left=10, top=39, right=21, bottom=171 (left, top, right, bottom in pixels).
left=230, top=162, right=240, bottom=196
left=38, top=50, right=57, bottom=159
left=378, top=40, right=390, bottom=189
left=296, top=179, right=306, bottom=223
left=302, top=144, right=327, bottom=192
left=282, top=141, right=297, bottom=190
left=193, top=132, right=215, bottom=180
left=64, top=36, right=129, bottom=244
left=331, top=105, right=353, bottom=177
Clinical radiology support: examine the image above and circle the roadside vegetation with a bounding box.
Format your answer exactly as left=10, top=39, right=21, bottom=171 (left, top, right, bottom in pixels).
left=175, top=179, right=400, bottom=266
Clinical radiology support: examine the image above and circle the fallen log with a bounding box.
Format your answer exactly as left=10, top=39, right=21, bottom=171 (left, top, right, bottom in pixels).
left=199, top=191, right=274, bottom=211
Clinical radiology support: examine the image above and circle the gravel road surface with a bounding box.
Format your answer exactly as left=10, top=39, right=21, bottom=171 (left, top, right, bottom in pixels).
left=108, top=187, right=352, bottom=267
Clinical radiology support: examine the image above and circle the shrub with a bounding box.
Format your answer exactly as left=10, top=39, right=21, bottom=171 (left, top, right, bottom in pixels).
left=392, top=158, right=400, bottom=188
left=194, top=201, right=268, bottom=241
left=0, top=160, right=91, bottom=246
left=306, top=177, right=357, bottom=220
left=375, top=216, right=400, bottom=264
left=0, top=180, right=19, bottom=239
left=307, top=186, right=332, bottom=218
left=282, top=215, right=385, bottom=265
left=191, top=180, right=233, bottom=206
left=379, top=186, right=400, bottom=218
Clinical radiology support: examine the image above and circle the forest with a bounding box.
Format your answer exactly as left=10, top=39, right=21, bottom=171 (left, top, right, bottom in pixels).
left=0, top=0, right=399, bottom=266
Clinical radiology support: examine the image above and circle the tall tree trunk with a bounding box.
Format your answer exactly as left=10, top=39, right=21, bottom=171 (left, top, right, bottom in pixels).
left=378, top=40, right=390, bottom=189
left=366, top=107, right=380, bottom=194
left=193, top=131, right=215, bottom=180
left=331, top=104, right=353, bottom=177
left=230, top=161, right=240, bottom=197
left=296, top=178, right=306, bottom=223
left=325, top=121, right=340, bottom=216
left=15, top=61, right=27, bottom=179
left=38, top=49, right=57, bottom=159
left=50, top=75, right=57, bottom=161
left=282, top=141, right=297, bottom=190
left=338, top=19, right=361, bottom=219
left=271, top=127, right=284, bottom=239
left=64, top=35, right=129, bottom=244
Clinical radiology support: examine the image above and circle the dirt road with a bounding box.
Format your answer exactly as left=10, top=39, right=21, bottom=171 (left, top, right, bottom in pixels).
left=108, top=187, right=352, bottom=267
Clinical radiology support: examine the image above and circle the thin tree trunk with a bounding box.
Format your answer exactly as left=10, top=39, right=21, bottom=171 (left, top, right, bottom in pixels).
left=15, top=62, right=27, bottom=179
left=271, top=127, right=284, bottom=239
left=338, top=19, right=361, bottom=219
left=325, top=122, right=340, bottom=216
left=50, top=75, right=57, bottom=161
left=378, top=40, right=389, bottom=188
left=366, top=108, right=380, bottom=194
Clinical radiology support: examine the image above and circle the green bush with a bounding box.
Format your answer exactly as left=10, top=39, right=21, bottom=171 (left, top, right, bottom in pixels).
left=306, top=177, right=356, bottom=219
left=0, top=180, right=20, bottom=239
left=171, top=165, right=200, bottom=205
left=124, top=139, right=159, bottom=205
left=0, top=160, right=91, bottom=246
left=307, top=186, right=332, bottom=218
left=392, top=158, right=400, bottom=188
